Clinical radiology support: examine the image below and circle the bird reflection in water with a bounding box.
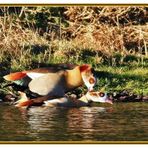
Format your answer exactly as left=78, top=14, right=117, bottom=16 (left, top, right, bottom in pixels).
left=66, top=107, right=108, bottom=140
left=18, top=106, right=113, bottom=141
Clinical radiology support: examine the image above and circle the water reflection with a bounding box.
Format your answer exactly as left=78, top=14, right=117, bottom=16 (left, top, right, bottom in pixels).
left=66, top=107, right=108, bottom=140
left=0, top=104, right=33, bottom=141
left=0, top=106, right=114, bottom=141
left=24, top=106, right=112, bottom=141
left=0, top=103, right=148, bottom=141
left=67, top=107, right=106, bottom=130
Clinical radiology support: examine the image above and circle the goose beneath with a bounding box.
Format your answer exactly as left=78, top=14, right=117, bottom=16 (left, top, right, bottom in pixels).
left=44, top=91, right=113, bottom=107
left=15, top=91, right=113, bottom=108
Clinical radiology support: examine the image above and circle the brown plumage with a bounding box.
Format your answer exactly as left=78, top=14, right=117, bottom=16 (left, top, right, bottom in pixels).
left=4, top=64, right=96, bottom=106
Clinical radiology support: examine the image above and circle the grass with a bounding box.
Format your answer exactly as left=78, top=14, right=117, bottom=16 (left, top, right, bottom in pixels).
left=94, top=66, right=148, bottom=95
left=1, top=58, right=148, bottom=97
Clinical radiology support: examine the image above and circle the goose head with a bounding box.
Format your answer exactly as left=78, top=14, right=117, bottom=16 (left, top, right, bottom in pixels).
left=86, top=91, right=113, bottom=104
left=80, top=65, right=97, bottom=91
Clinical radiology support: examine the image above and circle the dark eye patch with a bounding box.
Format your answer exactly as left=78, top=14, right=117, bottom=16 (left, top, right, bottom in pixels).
left=89, top=77, right=95, bottom=84
left=99, top=92, right=105, bottom=97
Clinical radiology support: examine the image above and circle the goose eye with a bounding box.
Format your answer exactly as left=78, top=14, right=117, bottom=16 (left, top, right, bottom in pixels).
left=99, top=92, right=105, bottom=97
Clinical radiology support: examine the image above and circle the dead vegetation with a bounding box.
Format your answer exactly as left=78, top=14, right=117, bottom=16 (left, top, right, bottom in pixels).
left=0, top=6, right=147, bottom=70
left=63, top=6, right=148, bottom=57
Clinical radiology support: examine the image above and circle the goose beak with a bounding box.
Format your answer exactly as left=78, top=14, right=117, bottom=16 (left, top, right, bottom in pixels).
left=105, top=98, right=113, bottom=104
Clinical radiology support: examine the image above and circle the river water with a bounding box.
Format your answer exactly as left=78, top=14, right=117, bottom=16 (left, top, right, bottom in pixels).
left=0, top=102, right=148, bottom=142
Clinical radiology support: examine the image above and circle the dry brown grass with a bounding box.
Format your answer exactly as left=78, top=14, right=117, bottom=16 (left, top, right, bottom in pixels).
left=62, top=6, right=148, bottom=57
left=0, top=14, right=52, bottom=70
left=0, top=6, right=147, bottom=71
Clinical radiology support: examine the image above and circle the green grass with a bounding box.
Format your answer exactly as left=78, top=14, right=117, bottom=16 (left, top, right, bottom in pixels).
left=0, top=59, right=148, bottom=97
left=94, top=65, right=148, bottom=95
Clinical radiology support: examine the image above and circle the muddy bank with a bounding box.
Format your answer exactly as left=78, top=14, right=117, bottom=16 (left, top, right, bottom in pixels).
left=111, top=90, right=148, bottom=102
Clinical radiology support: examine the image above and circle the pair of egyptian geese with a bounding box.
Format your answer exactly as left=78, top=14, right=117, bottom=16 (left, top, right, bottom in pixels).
left=3, top=64, right=113, bottom=107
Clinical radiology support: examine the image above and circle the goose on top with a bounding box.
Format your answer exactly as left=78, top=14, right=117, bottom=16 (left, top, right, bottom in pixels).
left=3, top=64, right=97, bottom=104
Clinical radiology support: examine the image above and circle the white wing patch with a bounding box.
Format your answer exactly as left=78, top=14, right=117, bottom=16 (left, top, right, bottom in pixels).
left=27, top=72, right=46, bottom=79
left=44, top=97, right=68, bottom=106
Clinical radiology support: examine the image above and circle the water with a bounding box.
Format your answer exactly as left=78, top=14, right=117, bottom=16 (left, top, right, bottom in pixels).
left=0, top=102, right=148, bottom=141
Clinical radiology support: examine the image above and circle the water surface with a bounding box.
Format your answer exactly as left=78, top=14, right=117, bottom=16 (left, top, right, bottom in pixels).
left=0, top=102, right=148, bottom=141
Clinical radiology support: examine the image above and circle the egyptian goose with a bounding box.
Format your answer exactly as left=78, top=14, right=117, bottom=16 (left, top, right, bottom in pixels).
left=44, top=91, right=113, bottom=107
left=3, top=64, right=96, bottom=102
left=15, top=91, right=112, bottom=107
